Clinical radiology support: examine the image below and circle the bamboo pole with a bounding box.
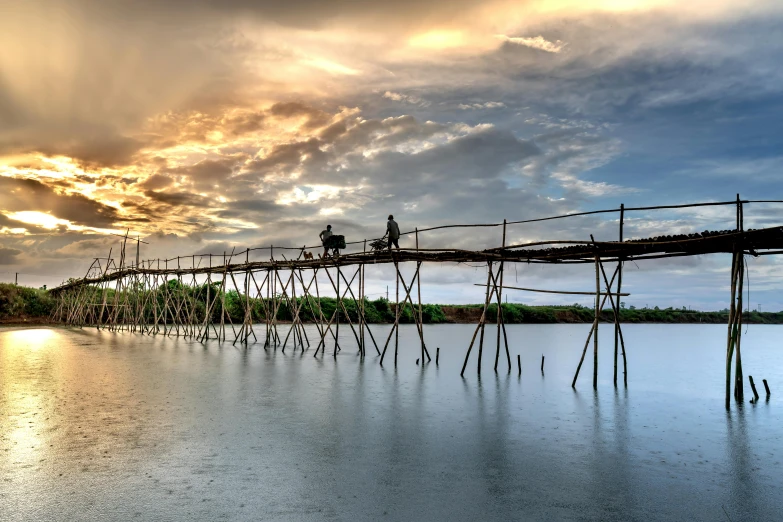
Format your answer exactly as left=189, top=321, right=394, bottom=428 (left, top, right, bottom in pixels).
left=477, top=261, right=494, bottom=374
left=272, top=269, right=296, bottom=351
left=734, top=196, right=745, bottom=401
left=495, top=220, right=507, bottom=372
left=593, top=252, right=600, bottom=389
left=292, top=268, right=329, bottom=351
left=726, top=249, right=740, bottom=409
left=572, top=265, right=619, bottom=387
left=314, top=262, right=352, bottom=355
left=245, top=251, right=252, bottom=344
left=315, top=268, right=353, bottom=351
left=295, top=270, right=309, bottom=348
left=473, top=285, right=629, bottom=296
left=615, top=204, right=624, bottom=386
left=161, top=260, right=171, bottom=336
left=573, top=319, right=598, bottom=388
left=460, top=263, right=495, bottom=377
left=392, top=264, right=431, bottom=361
left=749, top=376, right=759, bottom=402
left=265, top=268, right=271, bottom=348
left=323, top=265, right=363, bottom=350
left=595, top=251, right=628, bottom=388
left=276, top=270, right=297, bottom=350
left=395, top=262, right=400, bottom=366
left=416, top=228, right=426, bottom=363
left=361, top=240, right=366, bottom=357
left=380, top=262, right=420, bottom=366
left=336, top=266, right=375, bottom=354
left=313, top=267, right=331, bottom=356
left=335, top=263, right=341, bottom=358
left=203, top=255, right=213, bottom=340
left=735, top=254, right=745, bottom=401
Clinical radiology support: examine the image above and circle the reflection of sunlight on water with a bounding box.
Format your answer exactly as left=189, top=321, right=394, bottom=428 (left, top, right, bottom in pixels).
left=4, top=327, right=57, bottom=349
left=6, top=388, right=44, bottom=470
left=0, top=329, right=60, bottom=476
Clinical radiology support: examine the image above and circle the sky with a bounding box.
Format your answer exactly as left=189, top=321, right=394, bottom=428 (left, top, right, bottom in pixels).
left=1, top=0, right=783, bottom=310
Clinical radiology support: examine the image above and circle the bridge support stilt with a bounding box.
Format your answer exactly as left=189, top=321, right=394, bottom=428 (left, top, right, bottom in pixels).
left=494, top=221, right=511, bottom=373
left=461, top=261, right=503, bottom=377
left=614, top=204, right=625, bottom=387
left=572, top=263, right=620, bottom=388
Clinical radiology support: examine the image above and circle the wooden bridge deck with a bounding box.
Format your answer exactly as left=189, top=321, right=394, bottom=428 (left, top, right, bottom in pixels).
left=51, top=226, right=783, bottom=293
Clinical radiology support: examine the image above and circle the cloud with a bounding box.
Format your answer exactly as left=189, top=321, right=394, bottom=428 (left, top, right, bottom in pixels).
left=0, top=246, right=21, bottom=264
left=53, top=237, right=116, bottom=259
left=496, top=35, right=566, bottom=53
left=458, top=102, right=506, bottom=110
left=143, top=190, right=213, bottom=208
left=0, top=176, right=121, bottom=228
left=383, top=91, right=430, bottom=107
left=139, top=174, right=174, bottom=191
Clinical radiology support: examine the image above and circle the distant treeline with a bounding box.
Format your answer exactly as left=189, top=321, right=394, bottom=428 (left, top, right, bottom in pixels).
left=2, top=282, right=783, bottom=325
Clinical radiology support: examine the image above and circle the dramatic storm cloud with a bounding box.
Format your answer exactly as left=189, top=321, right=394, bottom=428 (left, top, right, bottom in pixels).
left=2, top=0, right=783, bottom=309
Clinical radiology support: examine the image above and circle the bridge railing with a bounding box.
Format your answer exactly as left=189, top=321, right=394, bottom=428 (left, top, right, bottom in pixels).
left=52, top=196, right=783, bottom=285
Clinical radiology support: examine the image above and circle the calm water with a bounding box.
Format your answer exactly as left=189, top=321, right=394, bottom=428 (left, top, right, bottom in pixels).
left=1, top=324, right=781, bottom=521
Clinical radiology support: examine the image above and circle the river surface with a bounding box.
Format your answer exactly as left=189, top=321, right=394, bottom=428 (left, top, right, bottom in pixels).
left=1, top=324, right=781, bottom=521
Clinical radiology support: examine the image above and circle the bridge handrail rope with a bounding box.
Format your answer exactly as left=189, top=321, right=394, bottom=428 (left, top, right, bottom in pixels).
left=51, top=197, right=783, bottom=282
left=148, top=198, right=782, bottom=264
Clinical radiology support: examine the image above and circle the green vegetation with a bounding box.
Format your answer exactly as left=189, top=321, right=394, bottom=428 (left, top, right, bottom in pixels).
left=480, top=303, right=783, bottom=324
left=4, top=283, right=783, bottom=325
left=0, top=283, right=56, bottom=321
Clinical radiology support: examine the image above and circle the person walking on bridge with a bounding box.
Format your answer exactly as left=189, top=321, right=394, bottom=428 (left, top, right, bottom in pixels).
left=319, top=224, right=333, bottom=257
left=387, top=215, right=400, bottom=251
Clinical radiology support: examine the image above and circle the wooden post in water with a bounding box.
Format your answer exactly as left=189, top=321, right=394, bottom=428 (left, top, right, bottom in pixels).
left=335, top=263, right=340, bottom=358
left=726, top=248, right=740, bottom=409
left=361, top=240, right=367, bottom=357
left=416, top=228, right=426, bottom=364
left=763, top=379, right=771, bottom=396
left=735, top=253, right=745, bottom=401
left=460, top=264, right=494, bottom=377
left=749, top=376, right=760, bottom=402
left=265, top=267, right=271, bottom=348
left=495, top=220, right=508, bottom=373
left=477, top=261, right=494, bottom=374
left=381, top=263, right=420, bottom=366
left=245, top=250, right=251, bottom=344
left=593, top=253, right=600, bottom=389
left=573, top=265, right=619, bottom=387
left=734, top=196, right=745, bottom=402
left=615, top=204, right=624, bottom=386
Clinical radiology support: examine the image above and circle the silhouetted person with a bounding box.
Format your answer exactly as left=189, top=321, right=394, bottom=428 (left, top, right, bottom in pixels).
left=387, top=215, right=400, bottom=250
left=319, top=224, right=333, bottom=257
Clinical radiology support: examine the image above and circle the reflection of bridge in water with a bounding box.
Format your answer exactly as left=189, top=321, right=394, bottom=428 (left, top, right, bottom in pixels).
left=51, top=196, right=783, bottom=408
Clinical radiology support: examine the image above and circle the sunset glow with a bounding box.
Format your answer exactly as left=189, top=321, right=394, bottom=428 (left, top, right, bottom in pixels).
left=6, top=212, right=69, bottom=230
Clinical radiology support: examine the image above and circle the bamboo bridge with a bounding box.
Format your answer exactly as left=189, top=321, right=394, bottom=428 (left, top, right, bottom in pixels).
left=50, top=196, right=783, bottom=408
